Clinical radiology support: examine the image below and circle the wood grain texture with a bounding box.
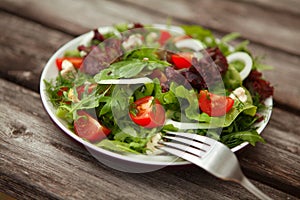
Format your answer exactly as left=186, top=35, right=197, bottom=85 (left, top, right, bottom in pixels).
left=121, top=0, right=300, bottom=56
left=167, top=109, right=300, bottom=197
left=0, top=78, right=299, bottom=199
left=238, top=108, right=300, bottom=196
left=0, top=0, right=170, bottom=36
left=0, top=11, right=73, bottom=92
left=0, top=4, right=300, bottom=110
left=2, top=0, right=300, bottom=55
left=0, top=0, right=300, bottom=199
left=238, top=0, right=300, bottom=15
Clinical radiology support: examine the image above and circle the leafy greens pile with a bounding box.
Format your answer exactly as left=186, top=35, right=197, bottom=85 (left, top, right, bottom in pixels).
left=44, top=23, right=273, bottom=154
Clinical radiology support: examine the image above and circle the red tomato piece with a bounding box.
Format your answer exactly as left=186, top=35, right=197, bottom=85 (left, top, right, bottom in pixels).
left=198, top=90, right=234, bottom=117
left=129, top=96, right=166, bottom=128
left=57, top=86, right=69, bottom=96
left=74, top=110, right=111, bottom=143
left=158, top=30, right=172, bottom=46
left=56, top=57, right=83, bottom=70
left=171, top=52, right=193, bottom=69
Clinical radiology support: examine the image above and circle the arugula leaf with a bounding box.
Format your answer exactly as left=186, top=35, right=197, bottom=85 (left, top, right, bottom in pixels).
left=218, top=32, right=241, bottom=56
left=55, top=107, right=73, bottom=124
left=181, top=25, right=251, bottom=56
left=114, top=23, right=130, bottom=32
left=94, top=58, right=169, bottom=81
left=98, top=125, right=158, bottom=154
left=153, top=80, right=180, bottom=112
left=171, top=84, right=202, bottom=121
left=224, top=103, right=257, bottom=125
left=229, top=60, right=244, bottom=72
left=63, top=49, right=81, bottom=57
left=226, top=113, right=259, bottom=133
left=124, top=48, right=159, bottom=61
left=94, top=60, right=147, bottom=80
left=123, top=48, right=171, bottom=68
left=162, top=124, right=179, bottom=132
left=234, top=40, right=250, bottom=52
left=134, top=83, right=155, bottom=100
left=98, top=96, right=112, bottom=116
left=44, top=76, right=73, bottom=107
left=44, top=71, right=95, bottom=107
left=221, top=32, right=241, bottom=43
left=96, top=139, right=141, bottom=154
left=252, top=56, right=273, bottom=71
left=220, top=130, right=265, bottom=148
left=223, top=65, right=242, bottom=89
left=59, top=85, right=110, bottom=120
left=110, top=86, right=133, bottom=117
left=181, top=25, right=216, bottom=47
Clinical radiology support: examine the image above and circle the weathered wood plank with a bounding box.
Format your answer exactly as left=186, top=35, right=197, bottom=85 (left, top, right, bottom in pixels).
left=167, top=109, right=300, bottom=198
left=1, top=10, right=300, bottom=111
left=0, top=192, right=15, bottom=200
left=0, top=11, right=73, bottom=92
left=0, top=1, right=299, bottom=199
left=2, top=0, right=300, bottom=56
left=0, top=78, right=299, bottom=199
left=238, top=107, right=300, bottom=196
left=0, top=0, right=170, bottom=36
left=120, top=0, right=300, bottom=56
left=239, top=0, right=300, bottom=15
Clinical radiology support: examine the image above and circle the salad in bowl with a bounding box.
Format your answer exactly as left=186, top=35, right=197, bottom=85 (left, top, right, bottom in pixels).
left=41, top=23, right=273, bottom=168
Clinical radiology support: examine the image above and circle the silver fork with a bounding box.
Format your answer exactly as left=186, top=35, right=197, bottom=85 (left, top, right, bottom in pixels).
left=158, top=131, right=272, bottom=200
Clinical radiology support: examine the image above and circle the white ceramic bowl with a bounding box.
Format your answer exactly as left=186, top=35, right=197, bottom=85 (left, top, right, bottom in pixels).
left=40, top=25, right=272, bottom=172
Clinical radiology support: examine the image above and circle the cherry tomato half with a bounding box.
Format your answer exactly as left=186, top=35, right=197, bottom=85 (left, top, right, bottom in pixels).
left=198, top=90, right=234, bottom=117
left=171, top=52, right=193, bottom=69
left=74, top=110, right=111, bottom=143
left=56, top=57, right=83, bottom=70
left=129, top=96, right=166, bottom=128
left=158, top=30, right=172, bottom=46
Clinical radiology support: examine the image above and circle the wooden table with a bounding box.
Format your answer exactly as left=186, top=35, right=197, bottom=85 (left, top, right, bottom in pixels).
left=1, top=0, right=299, bottom=199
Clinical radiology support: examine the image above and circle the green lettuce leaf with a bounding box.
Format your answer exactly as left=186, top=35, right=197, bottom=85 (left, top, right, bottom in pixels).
left=181, top=25, right=216, bottom=47
left=94, top=60, right=147, bottom=80
left=170, top=84, right=257, bottom=128
left=96, top=139, right=141, bottom=154
left=220, top=130, right=265, bottom=148
left=223, top=65, right=242, bottom=89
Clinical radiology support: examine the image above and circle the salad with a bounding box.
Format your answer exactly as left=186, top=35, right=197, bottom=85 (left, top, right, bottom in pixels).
left=44, top=23, right=274, bottom=155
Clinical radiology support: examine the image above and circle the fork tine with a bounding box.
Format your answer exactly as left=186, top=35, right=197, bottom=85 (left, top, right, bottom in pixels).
left=166, top=131, right=216, bottom=146
left=163, top=135, right=211, bottom=153
left=160, top=139, right=207, bottom=158
left=158, top=145, right=204, bottom=165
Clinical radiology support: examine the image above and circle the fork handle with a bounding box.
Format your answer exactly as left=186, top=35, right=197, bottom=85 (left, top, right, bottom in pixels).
left=239, top=176, right=273, bottom=200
